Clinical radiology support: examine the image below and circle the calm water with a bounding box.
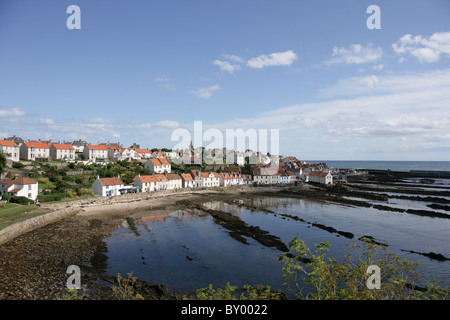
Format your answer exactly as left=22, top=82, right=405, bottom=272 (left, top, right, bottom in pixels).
left=100, top=193, right=450, bottom=297
left=309, top=160, right=450, bottom=172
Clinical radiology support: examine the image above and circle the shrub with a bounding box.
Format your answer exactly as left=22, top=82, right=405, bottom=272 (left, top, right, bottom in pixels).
left=1, top=193, right=10, bottom=202
left=279, top=235, right=449, bottom=300
left=10, top=196, right=33, bottom=205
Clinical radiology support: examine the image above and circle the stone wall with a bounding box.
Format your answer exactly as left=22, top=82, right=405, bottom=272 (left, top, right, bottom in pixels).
left=0, top=207, right=80, bottom=246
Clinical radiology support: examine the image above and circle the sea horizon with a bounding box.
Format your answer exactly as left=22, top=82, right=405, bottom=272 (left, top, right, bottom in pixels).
left=307, top=160, right=450, bottom=172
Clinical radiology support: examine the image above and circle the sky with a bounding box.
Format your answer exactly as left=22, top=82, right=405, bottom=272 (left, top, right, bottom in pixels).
left=0, top=0, right=449, bottom=161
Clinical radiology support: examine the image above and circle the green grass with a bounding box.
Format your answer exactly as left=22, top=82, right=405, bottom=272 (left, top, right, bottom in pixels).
left=0, top=204, right=48, bottom=230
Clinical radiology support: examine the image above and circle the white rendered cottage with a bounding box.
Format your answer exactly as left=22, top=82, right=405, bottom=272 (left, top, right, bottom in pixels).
left=144, top=158, right=171, bottom=174
left=20, top=142, right=50, bottom=161
left=0, top=140, right=20, bottom=162
left=92, top=176, right=124, bottom=196
left=84, top=145, right=109, bottom=162
left=134, top=174, right=159, bottom=192
left=0, top=177, right=38, bottom=200
left=50, top=143, right=75, bottom=161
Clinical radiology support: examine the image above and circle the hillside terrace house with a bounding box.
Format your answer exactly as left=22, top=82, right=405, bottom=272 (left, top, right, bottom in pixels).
left=84, top=145, right=109, bottom=162
left=92, top=176, right=124, bottom=196
left=145, top=158, right=171, bottom=174
left=134, top=174, right=159, bottom=192
left=49, top=144, right=75, bottom=161
left=0, top=177, right=38, bottom=200
left=71, top=139, right=88, bottom=153
left=0, top=140, right=20, bottom=162
left=152, top=151, right=166, bottom=159
left=135, top=149, right=151, bottom=159
left=20, top=142, right=50, bottom=161
left=181, top=173, right=195, bottom=188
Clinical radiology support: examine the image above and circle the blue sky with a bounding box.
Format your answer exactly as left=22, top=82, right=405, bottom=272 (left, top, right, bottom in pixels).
left=0, top=0, right=449, bottom=160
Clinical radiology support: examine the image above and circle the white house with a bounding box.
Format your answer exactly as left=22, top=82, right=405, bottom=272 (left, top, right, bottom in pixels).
left=92, top=176, right=124, bottom=196
left=219, top=172, right=241, bottom=187
left=50, top=144, right=75, bottom=161
left=0, top=140, right=20, bottom=162
left=279, top=171, right=290, bottom=184
left=287, top=171, right=296, bottom=183
left=181, top=173, right=195, bottom=188
left=151, top=151, right=166, bottom=159
left=200, top=172, right=220, bottom=187
left=308, top=171, right=333, bottom=185
left=154, top=174, right=169, bottom=190
left=135, top=149, right=152, bottom=159
left=190, top=170, right=203, bottom=188
left=84, top=145, right=109, bottom=162
left=71, top=139, right=88, bottom=153
left=253, top=166, right=280, bottom=185
left=134, top=174, right=159, bottom=192
left=242, top=174, right=253, bottom=184
left=0, top=177, right=38, bottom=201
left=20, top=142, right=50, bottom=161
left=166, top=173, right=183, bottom=190
left=145, top=158, right=171, bottom=174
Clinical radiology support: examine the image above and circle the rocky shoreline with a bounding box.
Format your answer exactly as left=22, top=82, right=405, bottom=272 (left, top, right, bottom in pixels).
left=0, top=173, right=449, bottom=300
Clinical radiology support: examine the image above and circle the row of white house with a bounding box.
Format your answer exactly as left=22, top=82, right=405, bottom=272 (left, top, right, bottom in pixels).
left=92, top=170, right=256, bottom=197
left=0, top=140, right=175, bottom=163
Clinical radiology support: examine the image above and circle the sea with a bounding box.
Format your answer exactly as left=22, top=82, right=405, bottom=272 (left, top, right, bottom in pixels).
left=309, top=160, right=450, bottom=172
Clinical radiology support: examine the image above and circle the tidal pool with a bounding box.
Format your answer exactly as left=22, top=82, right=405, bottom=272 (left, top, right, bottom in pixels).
left=100, top=196, right=450, bottom=296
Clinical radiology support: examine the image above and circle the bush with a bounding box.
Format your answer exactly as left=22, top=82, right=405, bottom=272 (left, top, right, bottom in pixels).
left=10, top=196, right=33, bottom=205
left=279, top=235, right=449, bottom=300
left=37, top=193, right=68, bottom=202
left=1, top=193, right=10, bottom=202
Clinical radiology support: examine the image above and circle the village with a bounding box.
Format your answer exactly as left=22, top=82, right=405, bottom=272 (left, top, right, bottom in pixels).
left=0, top=136, right=336, bottom=203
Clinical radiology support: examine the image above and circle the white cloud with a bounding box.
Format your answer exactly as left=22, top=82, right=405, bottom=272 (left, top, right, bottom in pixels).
left=39, top=118, right=55, bottom=125
left=247, top=50, right=297, bottom=69
left=153, top=120, right=180, bottom=129
left=213, top=59, right=241, bottom=73
left=154, top=76, right=169, bottom=82
left=0, top=106, right=26, bottom=118
left=328, top=43, right=382, bottom=64
left=221, top=54, right=244, bottom=63
left=359, top=75, right=379, bottom=89
left=393, top=31, right=450, bottom=63
left=189, top=84, right=221, bottom=99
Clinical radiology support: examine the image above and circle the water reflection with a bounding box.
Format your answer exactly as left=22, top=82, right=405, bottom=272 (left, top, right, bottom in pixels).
left=98, top=195, right=450, bottom=295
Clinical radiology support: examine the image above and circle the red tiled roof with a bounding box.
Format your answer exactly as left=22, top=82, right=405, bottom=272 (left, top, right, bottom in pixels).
left=0, top=140, right=17, bottom=147
left=1, top=177, right=37, bottom=190
left=153, top=174, right=167, bottom=182
left=99, top=177, right=123, bottom=186
left=135, top=149, right=150, bottom=154
left=158, top=157, right=170, bottom=166
left=165, top=173, right=181, bottom=180
left=52, top=143, right=74, bottom=150
left=181, top=173, right=194, bottom=181
left=150, top=159, right=162, bottom=166
left=138, top=175, right=159, bottom=183
left=87, top=145, right=108, bottom=151
left=24, top=142, right=50, bottom=149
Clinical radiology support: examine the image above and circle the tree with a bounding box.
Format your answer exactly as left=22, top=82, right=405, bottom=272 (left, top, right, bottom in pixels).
left=0, top=152, right=6, bottom=174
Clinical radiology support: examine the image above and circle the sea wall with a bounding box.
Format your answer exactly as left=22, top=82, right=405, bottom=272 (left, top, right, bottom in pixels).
left=0, top=207, right=80, bottom=246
